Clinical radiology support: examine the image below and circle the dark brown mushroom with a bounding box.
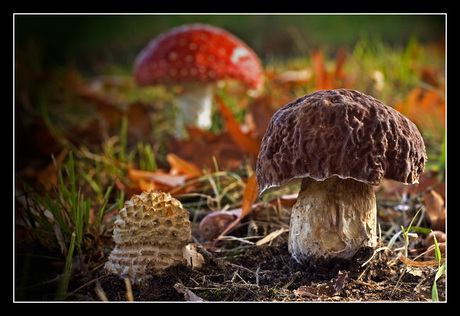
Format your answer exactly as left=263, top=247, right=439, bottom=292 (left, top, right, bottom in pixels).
left=256, top=89, right=427, bottom=264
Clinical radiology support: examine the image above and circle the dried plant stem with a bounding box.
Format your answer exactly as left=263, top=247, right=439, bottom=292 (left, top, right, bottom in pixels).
left=124, top=278, right=134, bottom=301
left=95, top=281, right=109, bottom=302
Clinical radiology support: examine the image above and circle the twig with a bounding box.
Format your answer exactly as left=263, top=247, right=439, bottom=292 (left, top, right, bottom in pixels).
left=124, top=278, right=134, bottom=301
left=361, top=247, right=389, bottom=268
left=64, top=273, right=109, bottom=300
left=94, top=281, right=109, bottom=302
left=397, top=253, right=445, bottom=267
left=256, top=228, right=288, bottom=246
left=216, top=235, right=257, bottom=245
left=226, top=261, right=255, bottom=274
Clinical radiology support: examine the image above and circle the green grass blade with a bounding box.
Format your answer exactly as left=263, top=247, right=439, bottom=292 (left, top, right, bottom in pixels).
left=98, top=183, right=114, bottom=223
left=56, top=232, right=76, bottom=300
left=432, top=230, right=442, bottom=265
left=432, top=282, right=438, bottom=301
left=119, top=115, right=128, bottom=163
left=68, top=151, right=77, bottom=220
left=431, top=263, right=446, bottom=302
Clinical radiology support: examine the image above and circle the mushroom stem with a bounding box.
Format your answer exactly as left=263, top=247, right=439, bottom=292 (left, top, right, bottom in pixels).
left=289, top=176, right=377, bottom=264
left=175, top=83, right=214, bottom=137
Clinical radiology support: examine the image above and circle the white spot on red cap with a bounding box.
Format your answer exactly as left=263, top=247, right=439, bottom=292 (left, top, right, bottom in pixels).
left=231, top=46, right=250, bottom=64
left=134, top=23, right=263, bottom=90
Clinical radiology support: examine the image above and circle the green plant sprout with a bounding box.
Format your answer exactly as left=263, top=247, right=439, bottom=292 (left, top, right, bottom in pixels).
left=431, top=231, right=446, bottom=301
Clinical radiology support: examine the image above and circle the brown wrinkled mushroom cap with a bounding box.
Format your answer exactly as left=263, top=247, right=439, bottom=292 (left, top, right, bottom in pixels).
left=257, top=89, right=427, bottom=196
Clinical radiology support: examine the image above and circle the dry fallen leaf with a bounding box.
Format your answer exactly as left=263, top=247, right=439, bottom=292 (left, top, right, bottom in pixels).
left=36, top=148, right=69, bottom=190
left=393, top=87, right=445, bottom=138
left=255, top=228, right=288, bottom=246
left=241, top=174, right=258, bottom=218
left=212, top=174, right=259, bottom=247
left=127, top=154, right=203, bottom=194
left=167, top=153, right=203, bottom=178
left=216, top=95, right=261, bottom=156
left=166, top=127, right=246, bottom=171
left=174, top=283, right=205, bottom=302
left=422, top=189, right=445, bottom=231
left=312, top=48, right=348, bottom=91
left=294, top=270, right=348, bottom=298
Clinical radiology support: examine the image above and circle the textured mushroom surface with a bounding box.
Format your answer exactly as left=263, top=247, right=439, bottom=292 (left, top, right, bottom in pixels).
left=105, top=190, right=192, bottom=283
left=134, top=23, right=263, bottom=91
left=257, top=89, right=427, bottom=196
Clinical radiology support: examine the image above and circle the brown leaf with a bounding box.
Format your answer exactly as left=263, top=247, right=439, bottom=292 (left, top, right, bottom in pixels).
left=174, top=283, right=205, bottom=302
left=166, top=153, right=203, bottom=178
left=212, top=174, right=259, bottom=247
left=216, top=95, right=260, bottom=156
left=294, top=285, right=318, bottom=298
left=333, top=47, right=347, bottom=82
left=126, top=154, right=203, bottom=194
left=166, top=127, right=245, bottom=171
left=128, top=168, right=187, bottom=192
left=393, top=87, right=445, bottom=135
left=36, top=148, right=69, bottom=190
left=247, top=95, right=279, bottom=139
left=312, top=48, right=349, bottom=91
left=295, top=271, right=348, bottom=298
left=241, top=174, right=258, bottom=218
left=422, top=189, right=445, bottom=231
left=312, top=49, right=328, bottom=91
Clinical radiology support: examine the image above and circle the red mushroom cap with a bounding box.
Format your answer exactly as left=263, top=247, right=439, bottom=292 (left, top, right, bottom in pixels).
left=134, top=23, right=263, bottom=90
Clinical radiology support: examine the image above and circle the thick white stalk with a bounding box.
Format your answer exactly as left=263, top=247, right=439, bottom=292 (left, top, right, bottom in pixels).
left=289, top=176, right=377, bottom=264
left=175, top=83, right=214, bottom=137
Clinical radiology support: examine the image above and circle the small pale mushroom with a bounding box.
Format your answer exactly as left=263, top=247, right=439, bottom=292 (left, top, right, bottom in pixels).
left=256, top=89, right=427, bottom=266
left=425, top=230, right=446, bottom=248
left=134, top=23, right=264, bottom=137
left=104, top=189, right=204, bottom=283
left=199, top=208, right=242, bottom=241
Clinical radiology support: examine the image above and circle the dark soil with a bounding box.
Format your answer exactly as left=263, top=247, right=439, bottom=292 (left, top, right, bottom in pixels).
left=25, top=236, right=443, bottom=302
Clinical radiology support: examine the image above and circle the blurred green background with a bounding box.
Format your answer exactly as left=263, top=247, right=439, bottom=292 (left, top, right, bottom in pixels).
left=15, top=14, right=445, bottom=74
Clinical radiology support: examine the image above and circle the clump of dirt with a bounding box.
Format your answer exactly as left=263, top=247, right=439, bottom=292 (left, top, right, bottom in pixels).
left=78, top=237, right=445, bottom=301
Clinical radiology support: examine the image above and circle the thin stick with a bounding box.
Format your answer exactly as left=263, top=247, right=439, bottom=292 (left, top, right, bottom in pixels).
left=64, top=273, right=109, bottom=300
left=94, top=281, right=109, bottom=302
left=124, top=278, right=134, bottom=301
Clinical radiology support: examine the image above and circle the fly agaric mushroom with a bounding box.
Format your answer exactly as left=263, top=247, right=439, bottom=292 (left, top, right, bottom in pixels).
left=134, top=23, right=264, bottom=137
left=256, top=89, right=427, bottom=265
left=105, top=189, right=204, bottom=283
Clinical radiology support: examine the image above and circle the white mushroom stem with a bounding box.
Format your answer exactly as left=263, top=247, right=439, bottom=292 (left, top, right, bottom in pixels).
left=289, top=176, right=377, bottom=264
left=175, top=82, right=214, bottom=137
